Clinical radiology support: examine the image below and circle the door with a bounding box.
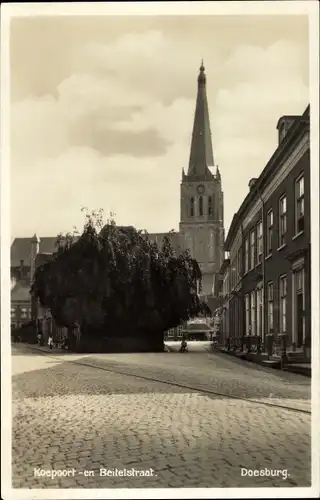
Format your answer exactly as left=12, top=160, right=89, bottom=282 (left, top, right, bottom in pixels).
left=296, top=293, right=304, bottom=347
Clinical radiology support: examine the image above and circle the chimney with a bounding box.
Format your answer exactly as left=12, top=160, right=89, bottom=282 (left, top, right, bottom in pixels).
left=30, top=234, right=40, bottom=285
left=276, top=115, right=301, bottom=145
left=249, top=178, right=258, bottom=190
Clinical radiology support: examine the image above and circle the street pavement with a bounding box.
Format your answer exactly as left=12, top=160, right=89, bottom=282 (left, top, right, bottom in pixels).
left=165, top=340, right=212, bottom=352
left=11, top=344, right=311, bottom=489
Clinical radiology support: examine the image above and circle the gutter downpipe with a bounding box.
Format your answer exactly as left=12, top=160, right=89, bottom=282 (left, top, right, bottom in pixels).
left=240, top=221, right=245, bottom=352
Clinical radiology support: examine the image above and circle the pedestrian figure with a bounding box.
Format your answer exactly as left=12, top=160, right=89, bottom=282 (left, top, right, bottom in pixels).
left=48, top=334, right=53, bottom=349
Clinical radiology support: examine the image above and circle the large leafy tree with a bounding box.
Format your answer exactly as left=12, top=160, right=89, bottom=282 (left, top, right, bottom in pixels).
left=31, top=209, right=202, bottom=350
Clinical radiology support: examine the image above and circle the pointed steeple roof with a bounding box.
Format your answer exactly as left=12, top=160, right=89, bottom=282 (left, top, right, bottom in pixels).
left=187, top=61, right=214, bottom=178
left=215, top=165, right=221, bottom=182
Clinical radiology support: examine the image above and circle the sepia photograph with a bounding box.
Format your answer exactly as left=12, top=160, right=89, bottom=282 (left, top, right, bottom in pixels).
left=1, top=1, right=319, bottom=499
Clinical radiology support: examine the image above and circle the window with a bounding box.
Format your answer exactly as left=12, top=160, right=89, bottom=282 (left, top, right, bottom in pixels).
left=267, top=283, right=274, bottom=333
left=11, top=307, right=16, bottom=318
left=244, top=237, right=249, bottom=273
left=199, top=196, right=204, bottom=216
left=21, top=308, right=28, bottom=319
left=28, top=308, right=32, bottom=318
left=250, top=230, right=255, bottom=269
left=208, top=196, right=213, bottom=216
left=190, top=197, right=194, bottom=217
left=256, top=287, right=263, bottom=337
left=257, top=220, right=263, bottom=263
left=295, top=175, right=304, bottom=234
left=267, top=210, right=273, bottom=255
left=279, top=195, right=287, bottom=247
left=250, top=291, right=256, bottom=335
left=279, top=122, right=286, bottom=143
left=279, top=276, right=287, bottom=334
left=245, top=294, right=250, bottom=335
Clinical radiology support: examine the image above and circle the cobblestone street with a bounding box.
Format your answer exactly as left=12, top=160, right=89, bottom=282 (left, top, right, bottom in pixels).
left=11, top=345, right=311, bottom=489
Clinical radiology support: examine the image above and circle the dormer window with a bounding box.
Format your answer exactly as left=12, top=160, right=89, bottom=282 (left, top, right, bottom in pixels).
left=279, top=122, right=286, bottom=143
left=208, top=196, right=213, bottom=216
left=199, top=196, right=203, bottom=216
left=190, top=197, right=194, bottom=217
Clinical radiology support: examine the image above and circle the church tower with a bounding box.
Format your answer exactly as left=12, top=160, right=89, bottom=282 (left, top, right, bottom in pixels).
left=179, top=62, right=224, bottom=298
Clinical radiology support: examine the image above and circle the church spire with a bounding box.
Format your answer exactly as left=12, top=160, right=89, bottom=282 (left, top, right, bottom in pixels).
left=187, top=61, right=214, bottom=178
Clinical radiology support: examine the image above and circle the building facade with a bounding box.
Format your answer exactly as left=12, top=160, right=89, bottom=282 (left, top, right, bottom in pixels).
left=220, top=105, right=310, bottom=359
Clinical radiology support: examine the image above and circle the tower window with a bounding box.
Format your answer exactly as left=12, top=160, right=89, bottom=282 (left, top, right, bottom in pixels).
left=295, top=175, right=304, bottom=235
left=279, top=194, right=287, bottom=247
left=208, top=196, right=213, bottom=216
left=199, top=196, right=203, bottom=216
left=190, top=197, right=194, bottom=217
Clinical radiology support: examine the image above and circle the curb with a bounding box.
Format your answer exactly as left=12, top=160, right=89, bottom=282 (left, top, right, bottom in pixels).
left=214, top=347, right=311, bottom=378
left=14, top=343, right=68, bottom=356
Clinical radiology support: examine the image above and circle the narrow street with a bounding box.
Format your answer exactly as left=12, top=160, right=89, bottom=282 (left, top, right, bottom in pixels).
left=12, top=344, right=311, bottom=489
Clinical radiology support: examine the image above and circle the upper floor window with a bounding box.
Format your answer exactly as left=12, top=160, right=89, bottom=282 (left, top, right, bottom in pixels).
left=257, top=220, right=263, bottom=264
left=267, top=210, right=273, bottom=255
left=279, top=195, right=287, bottom=247
left=295, top=175, right=304, bottom=234
left=267, top=282, right=274, bottom=333
left=250, top=290, right=256, bottom=335
left=244, top=237, right=249, bottom=274
left=11, top=307, right=16, bottom=318
left=250, top=230, right=255, bottom=270
left=294, top=268, right=304, bottom=293
left=21, top=308, right=28, bottom=319
left=208, top=196, right=213, bottom=216
left=199, top=196, right=204, bottom=216
left=237, top=249, right=242, bottom=279
left=279, top=122, right=286, bottom=143
left=190, top=197, right=194, bottom=217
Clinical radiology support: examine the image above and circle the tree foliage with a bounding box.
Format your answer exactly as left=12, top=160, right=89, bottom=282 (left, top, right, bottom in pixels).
left=31, top=209, right=203, bottom=342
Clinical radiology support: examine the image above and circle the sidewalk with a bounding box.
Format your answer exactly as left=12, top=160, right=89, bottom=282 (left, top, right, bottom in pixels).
left=16, top=342, right=68, bottom=355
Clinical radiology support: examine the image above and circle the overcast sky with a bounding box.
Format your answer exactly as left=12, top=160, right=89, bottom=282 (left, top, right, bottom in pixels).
left=10, top=14, right=309, bottom=238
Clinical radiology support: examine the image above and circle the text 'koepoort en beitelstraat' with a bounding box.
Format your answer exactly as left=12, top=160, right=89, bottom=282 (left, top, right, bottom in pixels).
left=34, top=467, right=156, bottom=479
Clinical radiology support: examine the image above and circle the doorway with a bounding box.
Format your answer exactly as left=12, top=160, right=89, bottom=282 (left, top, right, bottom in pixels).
left=293, top=267, right=305, bottom=348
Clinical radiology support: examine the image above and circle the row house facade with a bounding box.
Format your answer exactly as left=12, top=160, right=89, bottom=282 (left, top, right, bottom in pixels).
left=220, top=105, right=310, bottom=359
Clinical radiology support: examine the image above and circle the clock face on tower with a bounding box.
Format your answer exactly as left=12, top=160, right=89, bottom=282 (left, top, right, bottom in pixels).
left=197, top=184, right=205, bottom=194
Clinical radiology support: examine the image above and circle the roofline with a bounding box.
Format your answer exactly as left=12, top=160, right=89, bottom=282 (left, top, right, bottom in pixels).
left=219, top=258, right=230, bottom=275
left=225, top=106, right=310, bottom=250
left=276, top=115, right=302, bottom=130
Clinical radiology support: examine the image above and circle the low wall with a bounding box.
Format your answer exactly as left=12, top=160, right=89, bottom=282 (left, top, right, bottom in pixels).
left=75, top=335, right=165, bottom=353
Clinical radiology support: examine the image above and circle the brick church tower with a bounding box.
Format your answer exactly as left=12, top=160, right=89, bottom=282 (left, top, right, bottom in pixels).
left=179, top=62, right=224, bottom=298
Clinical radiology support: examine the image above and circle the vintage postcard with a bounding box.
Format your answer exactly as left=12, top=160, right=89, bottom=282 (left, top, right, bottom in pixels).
left=1, top=1, right=319, bottom=499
